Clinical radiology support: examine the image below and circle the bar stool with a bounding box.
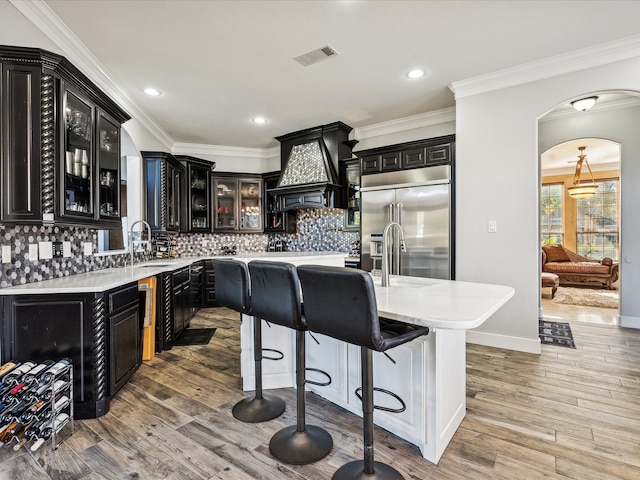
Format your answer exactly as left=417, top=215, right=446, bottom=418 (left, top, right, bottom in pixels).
left=248, top=260, right=333, bottom=464
left=212, top=258, right=285, bottom=423
left=298, top=265, right=430, bottom=480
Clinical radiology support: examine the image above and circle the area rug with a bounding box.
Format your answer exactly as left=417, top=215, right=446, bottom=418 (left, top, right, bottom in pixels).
left=552, top=286, right=618, bottom=309
left=173, top=328, right=216, bottom=346
left=539, top=320, right=575, bottom=348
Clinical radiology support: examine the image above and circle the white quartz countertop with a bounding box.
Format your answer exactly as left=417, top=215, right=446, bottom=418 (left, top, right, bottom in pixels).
left=373, top=274, right=514, bottom=330
left=0, top=252, right=346, bottom=295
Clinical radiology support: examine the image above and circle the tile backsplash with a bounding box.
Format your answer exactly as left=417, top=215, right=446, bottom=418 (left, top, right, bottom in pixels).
left=0, top=208, right=358, bottom=289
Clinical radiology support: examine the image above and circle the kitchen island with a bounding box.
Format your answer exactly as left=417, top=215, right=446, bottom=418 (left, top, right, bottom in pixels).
left=239, top=272, right=514, bottom=464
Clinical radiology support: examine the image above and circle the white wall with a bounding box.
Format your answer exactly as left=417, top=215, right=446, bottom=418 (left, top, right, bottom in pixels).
left=457, top=56, right=640, bottom=352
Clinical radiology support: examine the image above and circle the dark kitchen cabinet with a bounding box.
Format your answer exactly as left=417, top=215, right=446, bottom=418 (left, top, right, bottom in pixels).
left=0, top=61, right=42, bottom=223
left=155, top=265, right=193, bottom=352
left=106, top=282, right=142, bottom=396
left=0, top=46, right=130, bottom=228
left=213, top=174, right=262, bottom=232
left=202, top=259, right=218, bottom=307
left=176, top=155, right=216, bottom=233
left=358, top=135, right=455, bottom=175
left=172, top=266, right=191, bottom=339
left=97, top=111, right=122, bottom=227
left=189, top=261, right=204, bottom=317
left=142, top=151, right=185, bottom=232
left=340, top=158, right=360, bottom=231
left=263, top=171, right=296, bottom=234
left=0, top=281, right=142, bottom=419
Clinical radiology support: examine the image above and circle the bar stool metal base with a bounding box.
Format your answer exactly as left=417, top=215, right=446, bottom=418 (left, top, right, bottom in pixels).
left=232, top=395, right=285, bottom=423
left=332, top=460, right=404, bottom=480
left=269, top=425, right=333, bottom=465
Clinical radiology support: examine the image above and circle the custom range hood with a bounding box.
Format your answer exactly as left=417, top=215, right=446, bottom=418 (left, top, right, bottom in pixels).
left=273, top=122, right=353, bottom=210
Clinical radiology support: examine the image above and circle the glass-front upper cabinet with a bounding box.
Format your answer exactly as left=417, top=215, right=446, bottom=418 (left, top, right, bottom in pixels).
left=63, top=89, right=94, bottom=219
left=341, top=158, right=360, bottom=230
left=213, top=176, right=262, bottom=232
left=97, top=112, right=121, bottom=226
left=239, top=179, right=262, bottom=231
left=166, top=162, right=182, bottom=231
left=214, top=178, right=238, bottom=231
left=187, top=163, right=212, bottom=232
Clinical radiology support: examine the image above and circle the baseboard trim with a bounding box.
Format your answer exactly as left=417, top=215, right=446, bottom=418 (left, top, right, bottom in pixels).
left=466, top=330, right=541, bottom=354
left=619, top=314, right=640, bottom=329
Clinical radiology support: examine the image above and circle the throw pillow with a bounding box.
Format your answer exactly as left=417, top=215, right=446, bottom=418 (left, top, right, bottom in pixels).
left=543, top=244, right=570, bottom=262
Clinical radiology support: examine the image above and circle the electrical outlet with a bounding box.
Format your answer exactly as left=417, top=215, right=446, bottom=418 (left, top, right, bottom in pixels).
left=53, top=241, right=63, bottom=258
left=29, top=244, right=39, bottom=261
left=83, top=242, right=93, bottom=256
left=63, top=241, right=71, bottom=257
left=39, top=241, right=53, bottom=260
left=1, top=246, right=11, bottom=263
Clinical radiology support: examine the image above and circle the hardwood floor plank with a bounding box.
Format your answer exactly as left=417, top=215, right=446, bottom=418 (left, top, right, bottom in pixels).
left=0, top=452, right=50, bottom=480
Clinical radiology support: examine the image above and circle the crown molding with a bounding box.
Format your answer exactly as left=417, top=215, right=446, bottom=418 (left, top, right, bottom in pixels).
left=449, top=34, right=640, bottom=100
left=353, top=107, right=455, bottom=141
left=173, top=143, right=280, bottom=159
left=10, top=0, right=174, bottom=151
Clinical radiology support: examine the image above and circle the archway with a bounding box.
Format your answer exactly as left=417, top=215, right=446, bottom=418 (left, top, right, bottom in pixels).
left=538, top=91, right=640, bottom=329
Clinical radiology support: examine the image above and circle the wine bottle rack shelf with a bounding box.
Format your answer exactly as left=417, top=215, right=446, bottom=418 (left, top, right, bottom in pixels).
left=0, top=359, right=74, bottom=452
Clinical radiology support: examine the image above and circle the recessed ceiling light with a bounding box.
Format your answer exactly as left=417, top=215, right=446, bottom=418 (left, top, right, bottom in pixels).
left=144, top=87, right=161, bottom=96
left=252, top=116, right=267, bottom=124
left=407, top=69, right=426, bottom=79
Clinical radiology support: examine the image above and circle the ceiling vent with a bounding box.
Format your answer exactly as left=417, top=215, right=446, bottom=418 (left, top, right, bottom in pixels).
left=294, top=45, right=338, bottom=67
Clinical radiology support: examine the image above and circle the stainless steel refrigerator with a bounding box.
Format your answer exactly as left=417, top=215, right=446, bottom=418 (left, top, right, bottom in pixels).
left=360, top=165, right=453, bottom=280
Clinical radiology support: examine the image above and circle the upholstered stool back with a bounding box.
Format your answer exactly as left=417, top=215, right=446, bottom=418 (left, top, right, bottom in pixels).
left=248, top=260, right=304, bottom=331
left=212, top=258, right=251, bottom=314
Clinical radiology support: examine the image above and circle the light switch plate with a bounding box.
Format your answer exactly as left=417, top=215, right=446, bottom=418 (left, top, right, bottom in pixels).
left=83, top=242, right=93, bottom=256
left=1, top=246, right=11, bottom=263
left=63, top=241, right=71, bottom=257
left=29, top=244, right=39, bottom=261
left=488, top=220, right=497, bottom=233
left=39, top=241, right=53, bottom=260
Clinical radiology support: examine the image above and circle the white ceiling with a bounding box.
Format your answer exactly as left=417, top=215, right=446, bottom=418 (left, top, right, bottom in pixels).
left=21, top=1, right=640, bottom=150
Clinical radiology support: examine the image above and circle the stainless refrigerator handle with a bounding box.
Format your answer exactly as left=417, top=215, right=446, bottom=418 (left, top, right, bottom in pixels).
left=396, top=203, right=403, bottom=225
left=388, top=203, right=395, bottom=223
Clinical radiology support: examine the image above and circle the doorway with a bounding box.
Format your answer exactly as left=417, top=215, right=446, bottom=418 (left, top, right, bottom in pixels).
left=537, top=93, right=636, bottom=327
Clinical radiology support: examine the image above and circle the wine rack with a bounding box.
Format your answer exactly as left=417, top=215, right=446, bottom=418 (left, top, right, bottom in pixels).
left=0, top=359, right=74, bottom=452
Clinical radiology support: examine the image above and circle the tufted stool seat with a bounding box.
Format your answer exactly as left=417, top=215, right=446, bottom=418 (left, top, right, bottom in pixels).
left=541, top=272, right=560, bottom=298
left=298, top=265, right=430, bottom=480
left=212, top=258, right=285, bottom=423
left=248, top=260, right=333, bottom=465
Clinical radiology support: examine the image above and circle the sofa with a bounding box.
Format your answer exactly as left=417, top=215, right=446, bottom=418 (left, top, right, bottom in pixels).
left=541, top=244, right=619, bottom=289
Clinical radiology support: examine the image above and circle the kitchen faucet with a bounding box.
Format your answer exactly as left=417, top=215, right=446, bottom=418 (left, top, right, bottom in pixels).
left=129, top=219, right=152, bottom=268
left=381, top=221, right=406, bottom=287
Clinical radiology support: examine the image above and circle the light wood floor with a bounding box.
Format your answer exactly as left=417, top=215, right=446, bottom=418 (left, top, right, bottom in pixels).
left=2, top=305, right=639, bottom=479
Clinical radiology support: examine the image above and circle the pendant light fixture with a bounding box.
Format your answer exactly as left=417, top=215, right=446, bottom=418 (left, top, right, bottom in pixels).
left=567, top=146, right=598, bottom=198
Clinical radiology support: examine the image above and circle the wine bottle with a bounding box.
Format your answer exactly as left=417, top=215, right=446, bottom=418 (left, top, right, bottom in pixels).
left=1, top=362, right=35, bottom=386
left=0, top=398, right=33, bottom=423
left=0, top=361, right=20, bottom=381
left=42, top=359, right=71, bottom=383
left=40, top=380, right=70, bottom=401
left=0, top=417, right=35, bottom=448
left=23, top=360, right=55, bottom=385
left=29, top=413, right=70, bottom=452
left=0, top=420, right=20, bottom=447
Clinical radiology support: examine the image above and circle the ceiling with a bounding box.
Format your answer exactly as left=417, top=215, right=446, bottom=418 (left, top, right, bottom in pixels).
left=26, top=1, right=640, bottom=150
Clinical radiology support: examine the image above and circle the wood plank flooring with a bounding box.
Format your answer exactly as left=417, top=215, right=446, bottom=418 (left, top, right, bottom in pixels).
left=1, top=305, right=639, bottom=479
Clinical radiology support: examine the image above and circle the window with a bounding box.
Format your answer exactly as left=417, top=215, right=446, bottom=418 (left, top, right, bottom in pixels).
left=576, top=179, right=619, bottom=260
left=540, top=184, right=563, bottom=245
